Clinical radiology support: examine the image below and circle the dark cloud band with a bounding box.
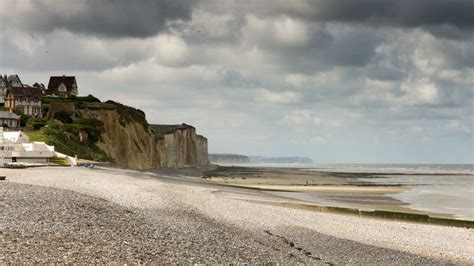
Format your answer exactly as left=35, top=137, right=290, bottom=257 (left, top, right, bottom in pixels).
left=305, top=0, right=473, bottom=29
left=3, top=0, right=194, bottom=38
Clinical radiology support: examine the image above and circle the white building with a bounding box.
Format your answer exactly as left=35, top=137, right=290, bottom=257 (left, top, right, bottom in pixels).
left=0, top=127, right=76, bottom=166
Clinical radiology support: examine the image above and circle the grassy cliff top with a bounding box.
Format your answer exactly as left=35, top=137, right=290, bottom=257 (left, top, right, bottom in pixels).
left=27, top=119, right=109, bottom=162
left=103, top=100, right=148, bottom=130
left=43, top=95, right=149, bottom=130
left=149, top=124, right=194, bottom=138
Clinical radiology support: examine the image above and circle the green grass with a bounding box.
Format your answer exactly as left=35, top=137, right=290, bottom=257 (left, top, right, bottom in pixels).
left=150, top=124, right=193, bottom=138
left=105, top=100, right=149, bottom=130
left=26, top=130, right=49, bottom=142
left=29, top=94, right=152, bottom=162
left=26, top=120, right=110, bottom=162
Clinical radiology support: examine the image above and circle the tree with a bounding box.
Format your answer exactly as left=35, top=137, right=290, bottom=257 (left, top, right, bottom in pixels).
left=13, top=108, right=29, bottom=127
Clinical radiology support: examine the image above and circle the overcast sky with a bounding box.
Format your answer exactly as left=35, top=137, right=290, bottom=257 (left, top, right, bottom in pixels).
left=1, top=0, right=473, bottom=163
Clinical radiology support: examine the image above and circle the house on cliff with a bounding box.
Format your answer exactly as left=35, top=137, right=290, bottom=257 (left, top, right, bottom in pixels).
left=46, top=75, right=78, bottom=98
left=0, top=76, right=7, bottom=106
left=0, top=75, right=24, bottom=106
left=5, top=86, right=43, bottom=117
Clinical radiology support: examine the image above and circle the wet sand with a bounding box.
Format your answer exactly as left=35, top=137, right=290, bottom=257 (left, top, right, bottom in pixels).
left=204, top=166, right=454, bottom=218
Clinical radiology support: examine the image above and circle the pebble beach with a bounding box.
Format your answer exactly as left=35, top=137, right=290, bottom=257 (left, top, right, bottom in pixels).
left=1, top=167, right=473, bottom=264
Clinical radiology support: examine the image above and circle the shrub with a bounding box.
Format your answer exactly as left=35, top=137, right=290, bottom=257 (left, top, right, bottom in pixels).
left=13, top=108, right=30, bottom=127
left=42, top=106, right=49, bottom=115
left=54, top=110, right=73, bottom=124
left=79, top=94, right=101, bottom=103
left=73, top=117, right=103, bottom=143
left=28, top=117, right=47, bottom=131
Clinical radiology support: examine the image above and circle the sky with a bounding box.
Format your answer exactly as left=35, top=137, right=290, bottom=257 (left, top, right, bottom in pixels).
left=0, top=0, right=473, bottom=164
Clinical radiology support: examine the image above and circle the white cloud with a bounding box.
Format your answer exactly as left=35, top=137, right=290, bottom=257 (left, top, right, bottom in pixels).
left=101, top=61, right=219, bottom=86
left=351, top=78, right=397, bottom=104
left=400, top=78, right=439, bottom=105
left=353, top=77, right=440, bottom=106
left=273, top=16, right=310, bottom=46
left=152, top=34, right=189, bottom=66
left=278, top=109, right=313, bottom=126
left=256, top=88, right=300, bottom=104
left=279, top=110, right=344, bottom=128
left=285, top=69, right=344, bottom=88
left=243, top=15, right=310, bottom=48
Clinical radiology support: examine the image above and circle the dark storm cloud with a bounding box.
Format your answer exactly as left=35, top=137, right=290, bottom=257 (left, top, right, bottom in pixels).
left=304, top=0, right=474, bottom=29
left=275, top=26, right=381, bottom=73
left=218, top=0, right=473, bottom=39
left=4, top=0, right=194, bottom=38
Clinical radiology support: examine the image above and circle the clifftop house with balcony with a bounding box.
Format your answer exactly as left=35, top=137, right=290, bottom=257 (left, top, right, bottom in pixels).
left=5, top=86, right=43, bottom=117
left=47, top=75, right=78, bottom=98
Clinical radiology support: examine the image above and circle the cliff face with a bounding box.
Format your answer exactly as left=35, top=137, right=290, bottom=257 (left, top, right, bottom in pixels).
left=77, top=104, right=209, bottom=169
left=196, top=135, right=209, bottom=165
left=154, top=125, right=209, bottom=168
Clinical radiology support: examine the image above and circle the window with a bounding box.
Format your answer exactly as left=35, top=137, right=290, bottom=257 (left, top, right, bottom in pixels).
left=59, top=83, right=67, bottom=92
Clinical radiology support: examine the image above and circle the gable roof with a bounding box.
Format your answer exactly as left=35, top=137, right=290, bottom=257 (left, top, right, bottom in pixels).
left=7, top=86, right=43, bottom=97
left=0, top=74, right=22, bottom=88
left=7, top=75, right=22, bottom=83
left=48, top=76, right=77, bottom=90
left=0, top=111, right=18, bottom=119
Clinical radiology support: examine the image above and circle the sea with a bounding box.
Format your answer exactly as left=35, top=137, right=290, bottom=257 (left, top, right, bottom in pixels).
left=245, top=163, right=474, bottom=220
